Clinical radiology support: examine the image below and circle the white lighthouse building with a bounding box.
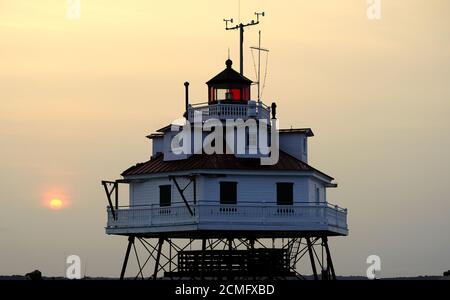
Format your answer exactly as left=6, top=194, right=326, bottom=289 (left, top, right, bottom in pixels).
left=103, top=32, right=348, bottom=281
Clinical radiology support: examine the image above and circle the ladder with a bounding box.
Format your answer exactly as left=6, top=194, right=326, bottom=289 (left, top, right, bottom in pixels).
left=288, top=238, right=302, bottom=269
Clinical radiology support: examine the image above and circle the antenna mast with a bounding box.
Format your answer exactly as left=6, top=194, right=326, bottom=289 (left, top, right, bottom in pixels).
left=224, top=11, right=265, bottom=76
left=250, top=30, right=269, bottom=102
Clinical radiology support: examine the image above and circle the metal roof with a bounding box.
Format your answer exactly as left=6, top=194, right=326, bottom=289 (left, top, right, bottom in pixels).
left=206, top=59, right=252, bottom=85
left=278, top=128, right=314, bottom=137
left=122, top=151, right=333, bottom=180
left=146, top=133, right=164, bottom=139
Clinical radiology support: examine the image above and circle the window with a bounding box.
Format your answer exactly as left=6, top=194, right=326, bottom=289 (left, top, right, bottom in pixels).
left=220, top=182, right=237, bottom=204
left=159, top=185, right=171, bottom=207
left=277, top=183, right=293, bottom=205
left=215, top=88, right=241, bottom=101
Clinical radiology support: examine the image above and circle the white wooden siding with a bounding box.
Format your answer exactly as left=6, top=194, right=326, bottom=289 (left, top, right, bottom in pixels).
left=151, top=137, right=163, bottom=156
left=200, top=175, right=310, bottom=204
left=308, top=178, right=326, bottom=203
left=279, top=133, right=308, bottom=162
left=130, top=174, right=328, bottom=206
left=131, top=177, right=194, bottom=206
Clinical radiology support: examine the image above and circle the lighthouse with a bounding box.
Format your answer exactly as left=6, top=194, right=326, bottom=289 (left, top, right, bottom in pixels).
left=102, top=20, right=348, bottom=280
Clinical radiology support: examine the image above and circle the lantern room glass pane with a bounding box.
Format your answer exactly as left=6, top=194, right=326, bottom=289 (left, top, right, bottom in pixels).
left=214, top=88, right=242, bottom=101
left=243, top=87, right=250, bottom=100
left=230, top=89, right=241, bottom=100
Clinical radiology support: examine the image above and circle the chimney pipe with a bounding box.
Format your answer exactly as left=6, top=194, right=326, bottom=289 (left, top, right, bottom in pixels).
left=184, top=82, right=189, bottom=114
left=271, top=102, right=277, bottom=119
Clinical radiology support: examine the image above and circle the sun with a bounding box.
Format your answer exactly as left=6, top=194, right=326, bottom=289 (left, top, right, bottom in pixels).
left=42, top=189, right=70, bottom=210
left=49, top=198, right=63, bottom=210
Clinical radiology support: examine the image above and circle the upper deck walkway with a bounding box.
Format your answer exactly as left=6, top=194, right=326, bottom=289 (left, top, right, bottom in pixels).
left=187, top=101, right=271, bottom=123
left=105, top=201, right=348, bottom=237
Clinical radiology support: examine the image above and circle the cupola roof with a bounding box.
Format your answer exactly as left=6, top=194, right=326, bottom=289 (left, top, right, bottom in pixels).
left=206, top=59, right=252, bottom=85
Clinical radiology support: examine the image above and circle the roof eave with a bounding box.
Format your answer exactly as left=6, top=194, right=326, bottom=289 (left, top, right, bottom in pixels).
left=279, top=128, right=314, bottom=137
left=146, top=133, right=164, bottom=139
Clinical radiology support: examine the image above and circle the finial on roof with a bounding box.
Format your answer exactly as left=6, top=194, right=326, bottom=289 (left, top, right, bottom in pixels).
left=226, top=59, right=233, bottom=69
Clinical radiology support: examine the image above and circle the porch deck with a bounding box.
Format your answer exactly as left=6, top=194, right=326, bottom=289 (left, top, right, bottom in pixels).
left=105, top=202, right=348, bottom=237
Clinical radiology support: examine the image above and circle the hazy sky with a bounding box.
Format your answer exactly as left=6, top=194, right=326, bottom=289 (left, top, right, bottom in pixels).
left=1, top=0, right=450, bottom=278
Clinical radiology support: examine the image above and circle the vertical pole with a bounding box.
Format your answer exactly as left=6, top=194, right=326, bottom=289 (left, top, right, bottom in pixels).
left=306, top=238, right=319, bottom=280
left=257, top=30, right=261, bottom=101
left=120, top=236, right=135, bottom=280
left=169, top=239, right=172, bottom=273
left=321, top=241, right=328, bottom=280
left=184, top=82, right=189, bottom=116
left=250, top=238, right=256, bottom=279
left=239, top=24, right=244, bottom=75
left=114, top=181, right=118, bottom=210
left=323, top=236, right=336, bottom=280
left=201, top=238, right=206, bottom=280
left=193, top=176, right=197, bottom=205
left=153, top=238, right=164, bottom=280
left=228, top=238, right=233, bottom=280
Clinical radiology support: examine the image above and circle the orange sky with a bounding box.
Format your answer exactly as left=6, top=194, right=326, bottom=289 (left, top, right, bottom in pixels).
left=1, top=0, right=450, bottom=277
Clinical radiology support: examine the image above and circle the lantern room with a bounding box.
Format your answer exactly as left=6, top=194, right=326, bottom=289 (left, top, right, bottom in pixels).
left=206, top=59, right=253, bottom=103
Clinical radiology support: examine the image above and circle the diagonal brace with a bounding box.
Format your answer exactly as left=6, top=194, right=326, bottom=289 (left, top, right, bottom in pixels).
left=169, top=176, right=194, bottom=216
left=102, top=180, right=118, bottom=220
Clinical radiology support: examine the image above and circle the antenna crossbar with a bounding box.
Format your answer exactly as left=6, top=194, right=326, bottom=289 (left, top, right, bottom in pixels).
left=250, top=46, right=269, bottom=52
left=223, top=12, right=265, bottom=75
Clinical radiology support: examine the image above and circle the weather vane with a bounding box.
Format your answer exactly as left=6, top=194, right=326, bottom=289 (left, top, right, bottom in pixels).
left=224, top=12, right=265, bottom=75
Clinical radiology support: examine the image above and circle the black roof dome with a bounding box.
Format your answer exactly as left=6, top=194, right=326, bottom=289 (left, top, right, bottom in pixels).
left=206, top=59, right=252, bottom=85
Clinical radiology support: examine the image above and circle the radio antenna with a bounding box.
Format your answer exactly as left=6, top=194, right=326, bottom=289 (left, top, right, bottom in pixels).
left=224, top=11, right=265, bottom=76
left=250, top=30, right=269, bottom=102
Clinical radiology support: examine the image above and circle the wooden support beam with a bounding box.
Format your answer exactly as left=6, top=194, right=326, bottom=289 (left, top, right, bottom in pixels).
left=114, top=181, right=118, bottom=210
left=170, top=176, right=194, bottom=216
left=102, top=181, right=116, bottom=220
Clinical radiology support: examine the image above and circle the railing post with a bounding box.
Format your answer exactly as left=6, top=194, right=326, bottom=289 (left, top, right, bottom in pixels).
left=196, top=203, right=200, bottom=224
left=262, top=205, right=266, bottom=225
left=335, top=205, right=338, bottom=227
left=151, top=204, right=154, bottom=226
left=322, top=205, right=326, bottom=223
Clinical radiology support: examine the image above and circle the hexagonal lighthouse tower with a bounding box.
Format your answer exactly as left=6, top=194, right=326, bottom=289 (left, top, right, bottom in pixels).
left=102, top=22, right=348, bottom=280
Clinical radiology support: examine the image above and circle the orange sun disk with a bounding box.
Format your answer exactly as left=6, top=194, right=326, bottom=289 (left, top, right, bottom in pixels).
left=49, top=198, right=63, bottom=210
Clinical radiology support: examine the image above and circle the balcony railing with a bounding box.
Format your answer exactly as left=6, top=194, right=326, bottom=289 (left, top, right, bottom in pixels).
left=106, top=202, right=348, bottom=234
left=187, top=101, right=271, bottom=122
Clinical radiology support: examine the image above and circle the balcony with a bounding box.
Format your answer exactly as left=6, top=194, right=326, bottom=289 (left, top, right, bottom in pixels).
left=187, top=101, right=271, bottom=123
left=106, top=202, right=348, bottom=236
